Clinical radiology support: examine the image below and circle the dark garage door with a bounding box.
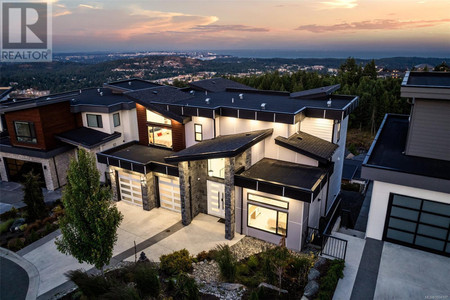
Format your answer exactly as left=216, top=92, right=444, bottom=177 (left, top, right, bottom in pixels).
left=4, top=158, right=46, bottom=187
left=384, top=193, right=450, bottom=256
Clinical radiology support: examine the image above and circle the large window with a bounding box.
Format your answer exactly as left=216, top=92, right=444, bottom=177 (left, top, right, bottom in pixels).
left=146, top=110, right=171, bottom=125
left=146, top=110, right=172, bottom=148
left=194, top=124, right=203, bottom=141
left=247, top=194, right=288, bottom=236
left=208, top=158, right=225, bottom=179
left=113, top=113, right=120, bottom=127
left=87, top=114, right=103, bottom=128
left=14, top=121, right=37, bottom=143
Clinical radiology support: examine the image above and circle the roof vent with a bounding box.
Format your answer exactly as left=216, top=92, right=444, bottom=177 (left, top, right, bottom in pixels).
left=211, top=80, right=216, bottom=84
left=97, top=88, right=101, bottom=92
left=190, top=90, right=195, bottom=95
left=71, top=98, right=76, bottom=102
left=13, top=99, right=16, bottom=102
left=205, top=91, right=208, bottom=96
left=261, top=103, right=266, bottom=110
left=100, top=92, right=104, bottom=96
left=239, top=93, right=244, bottom=100
left=46, top=97, right=51, bottom=100
left=128, top=81, right=132, bottom=86
left=205, top=98, right=210, bottom=104
left=79, top=90, right=82, bottom=94
left=327, top=99, right=332, bottom=107
left=153, top=90, right=158, bottom=95
left=232, top=97, right=234, bottom=103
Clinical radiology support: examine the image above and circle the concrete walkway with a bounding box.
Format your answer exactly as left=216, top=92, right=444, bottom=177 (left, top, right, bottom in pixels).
left=0, top=247, right=39, bottom=300
left=354, top=181, right=372, bottom=232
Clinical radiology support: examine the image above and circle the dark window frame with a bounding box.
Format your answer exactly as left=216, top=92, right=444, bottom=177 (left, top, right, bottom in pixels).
left=247, top=202, right=288, bottom=237
left=86, top=114, right=103, bottom=128
left=194, top=123, right=203, bottom=142
left=147, top=125, right=173, bottom=149
left=247, top=193, right=289, bottom=210
left=113, top=113, right=120, bottom=127
left=13, top=121, right=37, bottom=144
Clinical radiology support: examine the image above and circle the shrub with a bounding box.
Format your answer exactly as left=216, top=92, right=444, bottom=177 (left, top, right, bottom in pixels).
left=236, top=264, right=249, bottom=276
left=101, top=285, right=140, bottom=300
left=196, top=249, right=216, bottom=261
left=26, top=230, right=40, bottom=244
left=66, top=270, right=112, bottom=297
left=316, top=259, right=345, bottom=300
left=173, top=273, right=199, bottom=300
left=250, top=290, right=259, bottom=300
left=0, top=207, right=18, bottom=222
left=247, top=255, right=259, bottom=270
left=160, top=249, right=193, bottom=275
left=0, top=219, right=14, bottom=234
left=24, top=221, right=40, bottom=236
left=133, top=263, right=160, bottom=298
left=7, top=238, right=25, bottom=251
left=215, top=244, right=237, bottom=282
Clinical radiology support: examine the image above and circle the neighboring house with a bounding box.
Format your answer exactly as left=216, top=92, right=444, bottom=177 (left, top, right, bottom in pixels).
left=342, top=154, right=367, bottom=192
left=97, top=78, right=358, bottom=251
left=362, top=71, right=450, bottom=256
left=0, top=79, right=157, bottom=190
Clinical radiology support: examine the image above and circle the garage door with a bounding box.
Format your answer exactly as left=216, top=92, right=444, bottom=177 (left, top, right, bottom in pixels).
left=118, top=173, right=142, bottom=206
left=384, top=193, right=450, bottom=256
left=158, top=177, right=181, bottom=212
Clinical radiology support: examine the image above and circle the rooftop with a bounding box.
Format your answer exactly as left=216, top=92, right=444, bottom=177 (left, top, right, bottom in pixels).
left=290, top=84, right=341, bottom=99
left=342, top=158, right=364, bottom=181
left=275, top=131, right=338, bottom=163
left=188, top=78, right=255, bottom=92
left=165, top=129, right=273, bottom=162
left=363, top=114, right=450, bottom=181
left=55, top=127, right=121, bottom=149
left=402, top=71, right=450, bottom=88
left=104, top=78, right=161, bottom=91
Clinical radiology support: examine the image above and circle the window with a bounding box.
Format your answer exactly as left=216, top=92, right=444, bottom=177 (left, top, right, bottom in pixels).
left=336, top=121, right=341, bottom=142
left=148, top=126, right=172, bottom=148
left=87, top=114, right=103, bottom=128
left=248, top=204, right=287, bottom=236
left=194, top=124, right=202, bottom=141
left=208, top=158, right=225, bottom=179
left=248, top=193, right=289, bottom=209
left=113, top=113, right=120, bottom=127
left=14, top=121, right=37, bottom=143
left=146, top=110, right=171, bottom=125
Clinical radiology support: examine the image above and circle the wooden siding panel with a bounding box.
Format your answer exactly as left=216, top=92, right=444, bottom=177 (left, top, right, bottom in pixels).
left=171, top=120, right=186, bottom=152
left=406, top=99, right=450, bottom=161
left=136, top=103, right=148, bottom=146
left=5, top=107, right=46, bottom=149
left=40, top=102, right=78, bottom=149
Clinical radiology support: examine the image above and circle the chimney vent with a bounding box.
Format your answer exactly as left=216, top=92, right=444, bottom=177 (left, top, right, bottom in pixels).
left=327, top=99, right=332, bottom=107
left=232, top=97, right=234, bottom=103
left=190, top=90, right=195, bottom=95
left=97, top=88, right=101, bottom=93
left=261, top=103, right=266, bottom=110
left=205, top=98, right=210, bottom=104
left=100, top=92, right=104, bottom=96
left=128, top=81, right=132, bottom=86
left=153, top=90, right=158, bottom=95
left=239, top=93, right=244, bottom=100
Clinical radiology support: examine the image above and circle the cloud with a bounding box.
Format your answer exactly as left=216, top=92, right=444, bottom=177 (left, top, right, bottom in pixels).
left=319, top=0, right=358, bottom=9
left=191, top=24, right=269, bottom=33
left=78, top=4, right=102, bottom=10
left=296, top=18, right=450, bottom=33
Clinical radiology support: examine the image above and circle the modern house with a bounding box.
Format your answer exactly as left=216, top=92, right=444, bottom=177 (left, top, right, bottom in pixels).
left=0, top=77, right=359, bottom=251
left=362, top=71, right=450, bottom=256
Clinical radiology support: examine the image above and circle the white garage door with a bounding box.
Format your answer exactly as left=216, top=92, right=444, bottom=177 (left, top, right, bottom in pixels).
left=118, top=173, right=143, bottom=206
left=158, top=177, right=181, bottom=212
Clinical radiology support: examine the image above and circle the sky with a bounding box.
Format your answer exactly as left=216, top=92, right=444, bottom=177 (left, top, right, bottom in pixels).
left=50, top=0, right=450, bottom=57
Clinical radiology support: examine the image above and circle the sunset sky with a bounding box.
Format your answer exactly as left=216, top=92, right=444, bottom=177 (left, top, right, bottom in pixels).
left=51, top=0, right=450, bottom=56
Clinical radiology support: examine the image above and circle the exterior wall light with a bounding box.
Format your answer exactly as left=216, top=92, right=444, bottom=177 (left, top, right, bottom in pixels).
left=141, top=176, right=147, bottom=186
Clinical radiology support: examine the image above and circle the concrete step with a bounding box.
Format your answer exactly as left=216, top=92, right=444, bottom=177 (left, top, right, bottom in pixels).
left=338, top=227, right=366, bottom=239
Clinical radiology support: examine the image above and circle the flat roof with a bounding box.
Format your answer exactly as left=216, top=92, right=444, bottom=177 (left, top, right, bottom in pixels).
left=275, top=131, right=337, bottom=163
left=103, top=143, right=176, bottom=166
left=402, top=71, right=450, bottom=88
left=363, top=114, right=450, bottom=181
left=55, top=127, right=121, bottom=149
left=166, top=129, right=273, bottom=162
left=188, top=78, right=255, bottom=92
left=105, top=78, right=161, bottom=91
left=290, top=84, right=341, bottom=99
left=343, top=158, right=363, bottom=181
left=0, top=136, right=74, bottom=159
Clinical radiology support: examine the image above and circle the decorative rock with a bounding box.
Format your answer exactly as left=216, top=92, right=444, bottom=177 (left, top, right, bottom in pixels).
left=304, top=280, right=319, bottom=298
left=301, top=296, right=309, bottom=300
left=258, top=282, right=288, bottom=294
left=222, top=283, right=245, bottom=291
left=307, top=268, right=320, bottom=281
left=314, top=257, right=327, bottom=269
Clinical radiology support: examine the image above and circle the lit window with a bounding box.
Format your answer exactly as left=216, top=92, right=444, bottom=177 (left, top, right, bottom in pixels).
left=87, top=114, right=103, bottom=128
left=194, top=124, right=202, bottom=141
left=14, top=121, right=37, bottom=143
left=148, top=126, right=172, bottom=148
left=248, top=193, right=289, bottom=209
left=248, top=204, right=287, bottom=236
left=146, top=110, right=171, bottom=125
left=208, top=158, right=225, bottom=179
left=113, top=113, right=120, bottom=127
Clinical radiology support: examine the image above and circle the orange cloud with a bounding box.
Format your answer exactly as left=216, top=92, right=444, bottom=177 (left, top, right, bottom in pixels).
left=296, top=18, right=450, bottom=32
left=191, top=24, right=269, bottom=33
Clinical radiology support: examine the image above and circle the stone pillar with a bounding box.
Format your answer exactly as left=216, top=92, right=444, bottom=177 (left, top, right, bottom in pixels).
left=142, top=172, right=157, bottom=211
left=0, top=157, right=9, bottom=182
left=109, top=168, right=119, bottom=201
left=224, top=157, right=235, bottom=240
left=244, top=148, right=252, bottom=169
left=179, top=161, right=192, bottom=226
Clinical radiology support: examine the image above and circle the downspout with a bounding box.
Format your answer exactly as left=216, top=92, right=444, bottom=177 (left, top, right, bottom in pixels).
left=240, top=187, right=244, bottom=234
left=53, top=156, right=61, bottom=189
left=213, top=117, right=217, bottom=138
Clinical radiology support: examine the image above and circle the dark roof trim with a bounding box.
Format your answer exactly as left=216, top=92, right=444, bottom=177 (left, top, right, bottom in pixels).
left=70, top=101, right=136, bottom=114
left=290, top=84, right=341, bottom=99
left=96, top=142, right=178, bottom=176
left=0, top=96, right=73, bottom=113
left=275, top=137, right=335, bottom=164
left=225, top=87, right=290, bottom=96
left=55, top=131, right=121, bottom=149
left=0, top=87, right=13, bottom=100
left=0, top=143, right=75, bottom=159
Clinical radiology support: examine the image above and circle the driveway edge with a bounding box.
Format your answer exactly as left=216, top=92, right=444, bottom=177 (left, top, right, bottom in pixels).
left=0, top=247, right=40, bottom=300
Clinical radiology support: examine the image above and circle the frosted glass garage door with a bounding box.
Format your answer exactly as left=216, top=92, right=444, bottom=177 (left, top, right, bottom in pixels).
left=158, top=177, right=181, bottom=212
left=118, top=173, right=143, bottom=206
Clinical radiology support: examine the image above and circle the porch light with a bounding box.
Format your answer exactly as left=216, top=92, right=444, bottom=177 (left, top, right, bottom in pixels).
left=140, top=176, right=146, bottom=186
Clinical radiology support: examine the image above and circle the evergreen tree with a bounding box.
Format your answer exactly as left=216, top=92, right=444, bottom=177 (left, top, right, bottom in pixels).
left=22, top=172, right=47, bottom=221
left=362, top=59, right=377, bottom=80
left=56, top=149, right=123, bottom=272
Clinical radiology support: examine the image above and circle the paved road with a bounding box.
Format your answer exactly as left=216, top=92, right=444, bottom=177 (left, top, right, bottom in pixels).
left=0, top=256, right=29, bottom=300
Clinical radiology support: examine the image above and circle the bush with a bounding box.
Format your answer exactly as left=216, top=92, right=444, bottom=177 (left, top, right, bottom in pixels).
left=0, top=207, right=18, bottom=222
left=247, top=255, right=259, bottom=270
left=101, top=285, right=140, bottom=300
left=133, top=263, right=160, bottom=298
left=196, top=249, right=217, bottom=261
left=173, top=273, right=199, bottom=300
left=67, top=270, right=112, bottom=298
left=316, top=259, right=345, bottom=300
left=26, top=230, right=40, bottom=244
left=215, top=244, right=237, bottom=282
left=7, top=237, right=25, bottom=251
left=0, top=219, right=14, bottom=234
left=160, top=249, right=193, bottom=275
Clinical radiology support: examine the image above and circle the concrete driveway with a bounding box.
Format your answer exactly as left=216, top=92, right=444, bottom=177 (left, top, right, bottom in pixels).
left=374, top=242, right=450, bottom=299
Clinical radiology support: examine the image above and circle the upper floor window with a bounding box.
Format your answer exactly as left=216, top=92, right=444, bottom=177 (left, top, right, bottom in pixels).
left=113, top=113, right=120, bottom=127
left=87, top=114, right=103, bottom=128
left=208, top=158, right=225, bottom=179
left=148, top=126, right=172, bottom=148
left=146, top=110, right=171, bottom=126
left=14, top=121, right=37, bottom=143
left=194, top=124, right=203, bottom=141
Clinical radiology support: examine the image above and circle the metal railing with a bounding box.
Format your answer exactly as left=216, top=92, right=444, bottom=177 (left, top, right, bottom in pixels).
left=321, top=234, right=348, bottom=260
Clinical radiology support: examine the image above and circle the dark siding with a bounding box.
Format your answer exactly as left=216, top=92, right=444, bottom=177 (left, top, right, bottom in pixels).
left=171, top=120, right=186, bottom=152
left=406, top=99, right=450, bottom=161
left=136, top=103, right=148, bottom=146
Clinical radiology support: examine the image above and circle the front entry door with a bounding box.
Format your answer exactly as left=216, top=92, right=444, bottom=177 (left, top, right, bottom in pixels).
left=207, top=181, right=225, bottom=218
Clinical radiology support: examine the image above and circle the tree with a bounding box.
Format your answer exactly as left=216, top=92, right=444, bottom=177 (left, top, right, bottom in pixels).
left=56, top=149, right=123, bottom=272
left=434, top=61, right=449, bottom=72
left=22, top=171, right=47, bottom=221
left=362, top=59, right=377, bottom=80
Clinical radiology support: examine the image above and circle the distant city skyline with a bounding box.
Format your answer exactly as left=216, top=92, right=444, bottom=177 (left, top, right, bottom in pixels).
left=51, top=0, right=450, bottom=57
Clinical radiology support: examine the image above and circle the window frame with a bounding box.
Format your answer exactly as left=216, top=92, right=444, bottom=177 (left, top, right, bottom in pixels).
left=148, top=125, right=173, bottom=149
left=86, top=114, right=103, bottom=128
left=248, top=193, right=289, bottom=209
left=14, top=121, right=37, bottom=144
left=247, top=202, right=288, bottom=237
left=207, top=158, right=225, bottom=179
left=113, top=113, right=120, bottom=127
left=194, top=123, right=203, bottom=142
